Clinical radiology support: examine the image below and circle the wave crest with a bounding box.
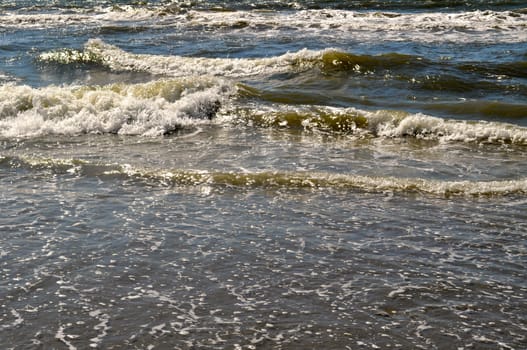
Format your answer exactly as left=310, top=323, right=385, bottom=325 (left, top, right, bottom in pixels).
left=38, top=40, right=426, bottom=78
left=0, top=78, right=233, bottom=138
left=228, top=105, right=527, bottom=145
left=3, top=155, right=526, bottom=197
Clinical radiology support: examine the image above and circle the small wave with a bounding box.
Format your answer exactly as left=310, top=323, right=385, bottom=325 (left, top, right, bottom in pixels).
left=58, top=39, right=326, bottom=77
left=460, top=60, right=527, bottom=79
left=3, top=155, right=526, bottom=197
left=0, top=78, right=233, bottom=138
left=412, top=74, right=527, bottom=96
left=226, top=105, right=527, bottom=145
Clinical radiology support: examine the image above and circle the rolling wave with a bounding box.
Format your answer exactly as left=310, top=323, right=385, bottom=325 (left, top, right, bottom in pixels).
left=39, top=40, right=527, bottom=89
left=226, top=105, right=527, bottom=145
left=39, top=39, right=325, bottom=77
left=2, top=155, right=526, bottom=197
left=1, top=77, right=526, bottom=144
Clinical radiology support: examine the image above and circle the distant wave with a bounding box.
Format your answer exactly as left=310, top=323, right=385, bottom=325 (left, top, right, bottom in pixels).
left=2, top=0, right=526, bottom=12
left=4, top=7, right=526, bottom=43
left=2, top=155, right=526, bottom=197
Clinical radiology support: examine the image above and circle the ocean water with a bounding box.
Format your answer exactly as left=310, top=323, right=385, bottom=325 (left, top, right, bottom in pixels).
left=1, top=0, right=527, bottom=349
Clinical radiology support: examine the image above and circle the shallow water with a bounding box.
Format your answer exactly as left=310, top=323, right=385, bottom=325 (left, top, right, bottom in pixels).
left=1, top=0, right=527, bottom=349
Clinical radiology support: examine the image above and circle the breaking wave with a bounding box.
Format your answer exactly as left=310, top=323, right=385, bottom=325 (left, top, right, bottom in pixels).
left=226, top=105, right=527, bottom=145
left=0, top=78, right=233, bottom=137
left=39, top=39, right=326, bottom=78
left=1, top=76, right=526, bottom=145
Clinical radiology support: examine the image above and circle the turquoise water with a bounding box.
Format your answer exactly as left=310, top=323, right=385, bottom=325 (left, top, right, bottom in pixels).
left=1, top=1, right=527, bottom=349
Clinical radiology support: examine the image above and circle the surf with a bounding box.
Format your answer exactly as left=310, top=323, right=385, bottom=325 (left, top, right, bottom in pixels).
left=0, top=79, right=233, bottom=137
left=3, top=155, right=526, bottom=197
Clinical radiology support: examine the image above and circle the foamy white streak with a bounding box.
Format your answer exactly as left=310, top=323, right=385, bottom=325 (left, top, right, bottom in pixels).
left=368, top=110, right=527, bottom=144
left=3, top=7, right=526, bottom=43
left=81, top=39, right=322, bottom=77
left=120, top=164, right=527, bottom=196
left=182, top=9, right=527, bottom=43
left=0, top=79, right=232, bottom=138
left=89, top=310, right=110, bottom=348
left=55, top=326, right=78, bottom=350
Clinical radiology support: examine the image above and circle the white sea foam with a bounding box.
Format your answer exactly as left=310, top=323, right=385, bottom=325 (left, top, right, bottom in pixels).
left=0, top=5, right=161, bottom=29
left=178, top=9, right=527, bottom=43
left=0, top=78, right=233, bottom=137
left=89, top=310, right=110, bottom=348
left=55, top=325, right=78, bottom=350
left=367, top=110, right=527, bottom=144
left=4, top=7, right=526, bottom=43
